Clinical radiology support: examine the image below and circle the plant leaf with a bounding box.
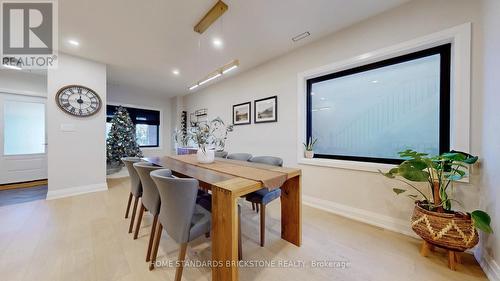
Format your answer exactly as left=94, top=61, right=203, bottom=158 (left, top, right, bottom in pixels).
left=463, top=156, right=479, bottom=164
left=398, top=164, right=429, bottom=182
left=393, top=188, right=407, bottom=195
left=406, top=159, right=429, bottom=170
left=383, top=168, right=399, bottom=178
left=471, top=210, right=493, bottom=233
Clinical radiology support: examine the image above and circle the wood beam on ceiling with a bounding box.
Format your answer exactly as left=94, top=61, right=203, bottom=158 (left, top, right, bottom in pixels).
left=194, top=1, right=228, bottom=34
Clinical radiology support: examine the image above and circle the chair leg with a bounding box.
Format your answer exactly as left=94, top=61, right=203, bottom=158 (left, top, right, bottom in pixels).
left=256, top=203, right=259, bottom=213
left=134, top=203, right=145, bottom=240
left=128, top=196, right=139, bottom=233
left=260, top=203, right=265, bottom=247
left=125, top=192, right=133, bottom=218
left=251, top=202, right=255, bottom=211
left=238, top=206, right=243, bottom=261
left=175, top=243, right=188, bottom=281
left=149, top=223, right=163, bottom=271
left=146, top=214, right=158, bottom=262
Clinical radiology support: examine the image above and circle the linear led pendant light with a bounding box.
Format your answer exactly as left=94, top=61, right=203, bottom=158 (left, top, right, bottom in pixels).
left=190, top=1, right=237, bottom=91
left=189, top=59, right=239, bottom=90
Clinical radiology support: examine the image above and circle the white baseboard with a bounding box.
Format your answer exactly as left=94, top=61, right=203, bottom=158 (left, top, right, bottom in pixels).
left=46, top=182, right=108, bottom=200
left=475, top=250, right=500, bottom=281
left=303, top=195, right=419, bottom=239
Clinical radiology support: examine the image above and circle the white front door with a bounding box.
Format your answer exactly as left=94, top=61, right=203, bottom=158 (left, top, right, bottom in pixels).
left=0, top=93, right=47, bottom=184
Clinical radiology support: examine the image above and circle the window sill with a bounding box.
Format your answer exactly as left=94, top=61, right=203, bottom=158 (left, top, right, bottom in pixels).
left=298, top=157, right=471, bottom=183
left=298, top=157, right=396, bottom=173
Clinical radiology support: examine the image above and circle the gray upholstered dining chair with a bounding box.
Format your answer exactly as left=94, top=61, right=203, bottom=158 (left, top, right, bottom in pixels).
left=226, top=153, right=252, bottom=161
left=150, top=169, right=211, bottom=279
left=214, top=150, right=228, bottom=158
left=133, top=162, right=164, bottom=265
left=246, top=156, right=283, bottom=247
left=121, top=157, right=144, bottom=234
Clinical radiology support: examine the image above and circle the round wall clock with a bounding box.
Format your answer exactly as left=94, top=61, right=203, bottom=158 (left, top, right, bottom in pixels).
left=56, top=85, right=102, bottom=117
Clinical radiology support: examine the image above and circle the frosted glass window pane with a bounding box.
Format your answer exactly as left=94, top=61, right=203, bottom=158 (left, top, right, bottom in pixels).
left=136, top=124, right=158, bottom=146
left=310, top=54, right=442, bottom=161
left=4, top=101, right=45, bottom=155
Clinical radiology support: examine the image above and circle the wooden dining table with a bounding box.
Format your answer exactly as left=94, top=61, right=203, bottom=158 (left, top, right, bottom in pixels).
left=143, top=154, right=302, bottom=281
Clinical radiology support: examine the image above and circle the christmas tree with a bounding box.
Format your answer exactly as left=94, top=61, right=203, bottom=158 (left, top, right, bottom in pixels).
left=106, top=106, right=143, bottom=166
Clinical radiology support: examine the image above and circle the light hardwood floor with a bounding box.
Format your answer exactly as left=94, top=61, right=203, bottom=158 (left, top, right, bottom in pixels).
left=0, top=178, right=488, bottom=281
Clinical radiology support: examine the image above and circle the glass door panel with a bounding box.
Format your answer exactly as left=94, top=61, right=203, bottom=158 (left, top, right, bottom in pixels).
left=4, top=100, right=46, bottom=155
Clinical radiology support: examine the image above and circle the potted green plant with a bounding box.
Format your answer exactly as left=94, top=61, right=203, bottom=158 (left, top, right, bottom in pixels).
left=303, top=137, right=318, bottom=158
left=381, top=150, right=492, bottom=269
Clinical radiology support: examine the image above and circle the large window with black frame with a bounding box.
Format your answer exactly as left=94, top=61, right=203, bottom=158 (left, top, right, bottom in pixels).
left=106, top=105, right=160, bottom=147
left=306, top=44, right=451, bottom=164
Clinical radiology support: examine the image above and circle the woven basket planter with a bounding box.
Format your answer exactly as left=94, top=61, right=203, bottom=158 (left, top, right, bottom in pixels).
left=411, top=202, right=478, bottom=252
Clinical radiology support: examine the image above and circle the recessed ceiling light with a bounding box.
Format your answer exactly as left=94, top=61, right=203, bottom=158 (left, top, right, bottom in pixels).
left=172, top=69, right=180, bottom=75
left=310, top=92, right=315, bottom=96
left=68, top=39, right=80, bottom=46
left=212, top=38, right=223, bottom=48
left=371, top=80, right=379, bottom=83
left=320, top=97, right=327, bottom=101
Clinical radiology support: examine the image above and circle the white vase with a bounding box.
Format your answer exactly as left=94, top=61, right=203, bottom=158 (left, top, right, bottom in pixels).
left=197, top=148, right=215, bottom=164
left=304, top=150, right=314, bottom=158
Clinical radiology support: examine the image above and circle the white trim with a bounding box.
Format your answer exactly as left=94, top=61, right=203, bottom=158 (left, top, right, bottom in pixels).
left=46, top=182, right=108, bottom=200
left=303, top=195, right=418, bottom=238
left=297, top=23, right=472, bottom=172
left=475, top=250, right=500, bottom=281
left=107, top=101, right=163, bottom=151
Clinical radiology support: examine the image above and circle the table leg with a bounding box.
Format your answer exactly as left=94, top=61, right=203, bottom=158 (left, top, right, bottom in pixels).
left=281, top=175, right=302, bottom=246
left=212, top=186, right=239, bottom=281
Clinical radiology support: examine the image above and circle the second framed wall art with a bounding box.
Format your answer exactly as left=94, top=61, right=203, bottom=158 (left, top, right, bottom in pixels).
left=254, top=96, right=277, bottom=123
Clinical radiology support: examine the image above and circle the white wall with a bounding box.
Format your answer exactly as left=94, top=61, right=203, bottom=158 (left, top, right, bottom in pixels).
left=182, top=0, right=496, bottom=270
left=477, top=0, right=500, bottom=279
left=107, top=84, right=173, bottom=157
left=47, top=54, right=107, bottom=199
left=0, top=70, right=46, bottom=97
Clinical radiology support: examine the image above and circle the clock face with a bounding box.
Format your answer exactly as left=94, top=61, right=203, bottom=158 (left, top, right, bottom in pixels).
left=56, top=85, right=101, bottom=117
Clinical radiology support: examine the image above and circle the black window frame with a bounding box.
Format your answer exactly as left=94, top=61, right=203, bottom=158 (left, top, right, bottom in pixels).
left=106, top=105, right=160, bottom=148
left=306, top=44, right=451, bottom=164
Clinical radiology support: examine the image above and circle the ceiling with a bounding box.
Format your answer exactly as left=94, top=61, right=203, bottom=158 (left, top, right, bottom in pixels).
left=58, top=0, right=410, bottom=97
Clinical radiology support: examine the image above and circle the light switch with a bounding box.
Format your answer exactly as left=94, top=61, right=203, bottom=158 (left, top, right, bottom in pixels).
left=60, top=124, right=76, bottom=132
